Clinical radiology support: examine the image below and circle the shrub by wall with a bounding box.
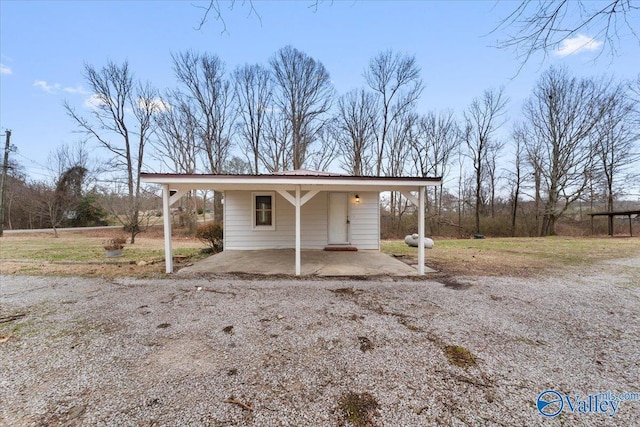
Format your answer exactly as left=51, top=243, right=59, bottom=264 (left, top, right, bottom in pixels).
left=196, top=222, right=223, bottom=253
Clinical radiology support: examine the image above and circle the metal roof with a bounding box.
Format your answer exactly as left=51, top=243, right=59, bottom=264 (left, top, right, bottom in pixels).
left=140, top=172, right=441, bottom=191
left=588, top=210, right=640, bottom=217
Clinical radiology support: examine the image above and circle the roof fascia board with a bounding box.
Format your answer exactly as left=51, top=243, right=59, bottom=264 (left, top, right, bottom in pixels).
left=154, top=183, right=428, bottom=193
left=141, top=175, right=440, bottom=189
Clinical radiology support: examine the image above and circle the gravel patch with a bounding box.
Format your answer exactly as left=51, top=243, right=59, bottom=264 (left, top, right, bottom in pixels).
left=1, top=258, right=639, bottom=426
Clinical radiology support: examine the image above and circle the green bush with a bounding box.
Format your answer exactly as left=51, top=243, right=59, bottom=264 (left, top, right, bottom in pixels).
left=196, top=222, right=223, bottom=252
left=70, top=194, right=108, bottom=227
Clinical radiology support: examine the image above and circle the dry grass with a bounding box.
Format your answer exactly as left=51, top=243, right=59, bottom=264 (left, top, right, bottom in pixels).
left=1, top=229, right=638, bottom=278
left=0, top=226, right=205, bottom=278
left=382, top=236, right=640, bottom=276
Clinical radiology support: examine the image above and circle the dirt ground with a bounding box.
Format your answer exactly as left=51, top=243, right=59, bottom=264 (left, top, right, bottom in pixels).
left=1, top=257, right=639, bottom=426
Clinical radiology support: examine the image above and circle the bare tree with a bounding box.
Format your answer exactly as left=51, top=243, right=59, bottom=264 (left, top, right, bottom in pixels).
left=29, top=182, right=57, bottom=230
left=233, top=63, right=272, bottom=174
left=485, top=139, right=505, bottom=218
left=630, top=74, right=640, bottom=118
left=173, top=51, right=236, bottom=222
left=628, top=74, right=640, bottom=137
left=412, top=111, right=459, bottom=178
left=365, top=50, right=423, bottom=176
left=522, top=66, right=613, bottom=236
left=153, top=91, right=199, bottom=175
left=224, top=156, right=251, bottom=174
left=261, top=110, right=292, bottom=173
left=385, top=111, right=417, bottom=217
left=50, top=166, right=87, bottom=235
left=31, top=141, right=93, bottom=236
left=335, top=89, right=377, bottom=176
left=173, top=51, right=236, bottom=175
left=411, top=110, right=460, bottom=233
left=456, top=145, right=467, bottom=236
left=306, top=125, right=339, bottom=172
left=195, top=0, right=261, bottom=33
left=386, top=112, right=416, bottom=177
left=521, top=133, right=546, bottom=235
left=194, top=1, right=331, bottom=33
left=494, top=0, right=639, bottom=63
left=508, top=125, right=527, bottom=236
left=3, top=160, right=26, bottom=230
left=152, top=90, right=202, bottom=231
left=591, top=81, right=639, bottom=233
left=51, top=139, right=102, bottom=192
left=65, top=61, right=157, bottom=243
left=464, top=87, right=508, bottom=234
left=270, top=45, right=333, bottom=170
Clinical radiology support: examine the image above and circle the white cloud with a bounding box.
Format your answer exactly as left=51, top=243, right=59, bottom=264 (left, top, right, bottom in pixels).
left=0, top=64, right=12, bottom=75
left=139, top=97, right=171, bottom=113
left=554, top=34, right=603, bottom=57
left=33, top=80, right=89, bottom=95
left=33, top=80, right=62, bottom=93
left=64, top=85, right=89, bottom=95
left=83, top=93, right=107, bottom=110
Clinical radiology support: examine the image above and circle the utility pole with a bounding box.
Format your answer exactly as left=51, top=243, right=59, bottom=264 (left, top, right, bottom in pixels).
left=0, top=130, right=12, bottom=237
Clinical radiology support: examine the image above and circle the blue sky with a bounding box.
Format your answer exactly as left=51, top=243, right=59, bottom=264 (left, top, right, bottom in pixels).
left=1, top=0, right=638, bottom=182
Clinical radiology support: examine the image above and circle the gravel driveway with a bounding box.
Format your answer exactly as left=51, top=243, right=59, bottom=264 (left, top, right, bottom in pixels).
left=1, top=258, right=639, bottom=426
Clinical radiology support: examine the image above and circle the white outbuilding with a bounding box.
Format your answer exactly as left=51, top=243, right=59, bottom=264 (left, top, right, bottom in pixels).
left=140, top=170, right=441, bottom=275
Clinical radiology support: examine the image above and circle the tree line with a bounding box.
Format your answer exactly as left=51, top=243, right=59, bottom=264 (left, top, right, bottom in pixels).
left=4, top=46, right=639, bottom=241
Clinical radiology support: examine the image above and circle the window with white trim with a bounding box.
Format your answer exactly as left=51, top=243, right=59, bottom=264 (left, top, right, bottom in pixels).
left=252, top=192, right=275, bottom=230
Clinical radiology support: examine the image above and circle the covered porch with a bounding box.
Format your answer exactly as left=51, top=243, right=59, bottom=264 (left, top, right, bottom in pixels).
left=140, top=171, right=441, bottom=276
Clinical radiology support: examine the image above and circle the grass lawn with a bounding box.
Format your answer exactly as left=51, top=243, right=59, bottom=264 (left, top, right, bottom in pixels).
left=0, top=234, right=201, bottom=262
left=381, top=236, right=640, bottom=276
left=1, top=228, right=638, bottom=278
left=0, top=228, right=207, bottom=278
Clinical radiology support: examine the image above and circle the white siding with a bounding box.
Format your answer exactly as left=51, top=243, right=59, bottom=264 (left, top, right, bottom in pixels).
left=349, top=192, right=380, bottom=250
left=301, top=192, right=329, bottom=248
left=224, top=190, right=379, bottom=250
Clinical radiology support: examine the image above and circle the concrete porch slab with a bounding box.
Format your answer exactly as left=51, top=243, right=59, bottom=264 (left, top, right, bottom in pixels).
left=177, top=249, right=436, bottom=276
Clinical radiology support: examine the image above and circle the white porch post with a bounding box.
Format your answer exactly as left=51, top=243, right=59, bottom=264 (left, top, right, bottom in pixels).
left=162, top=184, right=173, bottom=274
left=418, top=186, right=425, bottom=275
left=295, top=185, right=301, bottom=276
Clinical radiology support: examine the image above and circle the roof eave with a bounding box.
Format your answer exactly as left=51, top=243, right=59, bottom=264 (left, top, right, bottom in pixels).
left=140, top=173, right=441, bottom=188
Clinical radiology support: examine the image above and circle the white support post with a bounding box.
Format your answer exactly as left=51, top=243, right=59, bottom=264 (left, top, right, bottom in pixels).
left=418, top=186, right=425, bottom=275
left=295, top=185, right=301, bottom=276
left=162, top=184, right=173, bottom=274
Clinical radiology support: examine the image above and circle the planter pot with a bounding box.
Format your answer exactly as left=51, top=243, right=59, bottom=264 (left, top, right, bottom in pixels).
left=105, top=248, right=123, bottom=258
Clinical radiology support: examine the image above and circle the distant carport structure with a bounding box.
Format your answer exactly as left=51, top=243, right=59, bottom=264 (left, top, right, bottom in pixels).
left=140, top=171, right=441, bottom=276
left=589, top=210, right=640, bottom=236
